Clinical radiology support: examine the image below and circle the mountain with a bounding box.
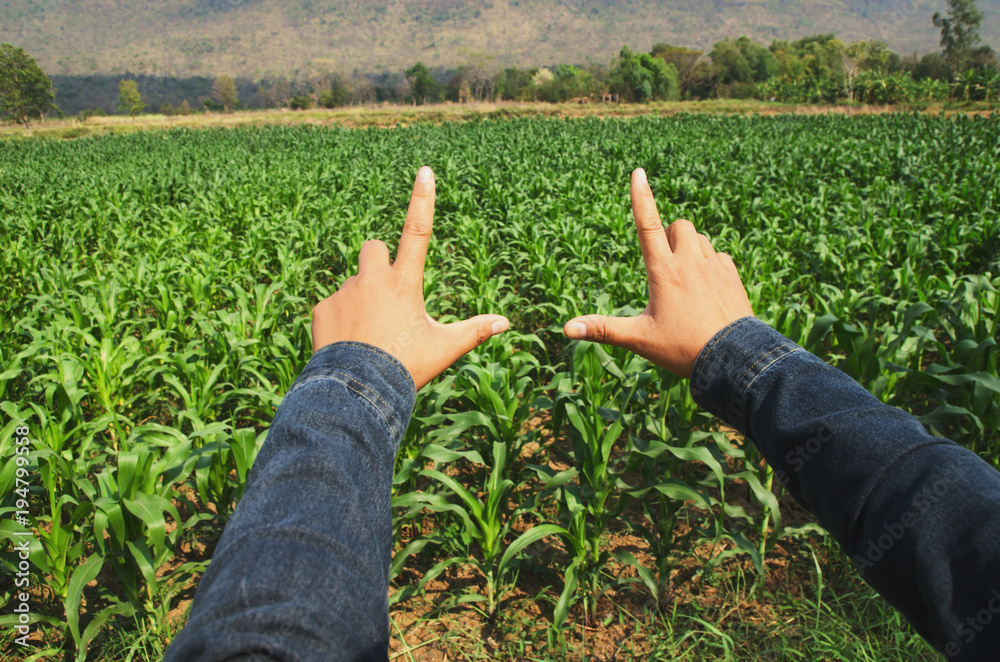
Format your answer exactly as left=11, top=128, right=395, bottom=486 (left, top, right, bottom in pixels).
left=3, top=0, right=998, bottom=79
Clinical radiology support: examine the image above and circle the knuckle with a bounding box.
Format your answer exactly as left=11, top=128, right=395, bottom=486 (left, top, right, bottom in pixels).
left=672, top=218, right=696, bottom=233
left=662, top=260, right=684, bottom=283
left=474, top=322, right=492, bottom=346
left=589, top=320, right=609, bottom=343
left=404, top=218, right=432, bottom=238
left=311, top=295, right=332, bottom=316
left=637, top=219, right=665, bottom=235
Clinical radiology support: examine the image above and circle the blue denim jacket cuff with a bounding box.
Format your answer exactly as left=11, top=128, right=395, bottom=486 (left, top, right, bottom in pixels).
left=689, top=316, right=803, bottom=432
left=289, top=341, right=416, bottom=440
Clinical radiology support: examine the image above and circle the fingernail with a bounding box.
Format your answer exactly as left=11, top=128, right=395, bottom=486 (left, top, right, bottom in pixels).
left=565, top=322, right=587, bottom=339
left=635, top=168, right=647, bottom=185
left=491, top=319, right=509, bottom=335
left=417, top=166, right=433, bottom=183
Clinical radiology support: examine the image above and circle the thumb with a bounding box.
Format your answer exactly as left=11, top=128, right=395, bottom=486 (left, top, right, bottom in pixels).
left=563, top=315, right=643, bottom=351
left=442, top=314, right=510, bottom=358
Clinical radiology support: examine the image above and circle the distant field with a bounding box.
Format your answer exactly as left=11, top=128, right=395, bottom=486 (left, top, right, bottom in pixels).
left=2, top=98, right=998, bottom=142
left=1, top=114, right=997, bottom=660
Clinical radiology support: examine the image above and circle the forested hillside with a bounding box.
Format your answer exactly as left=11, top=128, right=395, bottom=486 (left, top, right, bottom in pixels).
left=4, top=0, right=998, bottom=79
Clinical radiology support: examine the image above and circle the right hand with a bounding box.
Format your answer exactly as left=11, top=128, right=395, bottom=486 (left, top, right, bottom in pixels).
left=562, top=168, right=754, bottom=378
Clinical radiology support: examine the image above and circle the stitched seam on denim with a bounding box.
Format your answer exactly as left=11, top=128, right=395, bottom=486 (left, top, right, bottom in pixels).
left=738, top=345, right=804, bottom=433
left=329, top=370, right=398, bottom=436
left=290, top=372, right=396, bottom=436
left=693, top=320, right=744, bottom=421
left=340, top=342, right=414, bottom=391
left=697, top=319, right=743, bottom=366
left=332, top=370, right=392, bottom=429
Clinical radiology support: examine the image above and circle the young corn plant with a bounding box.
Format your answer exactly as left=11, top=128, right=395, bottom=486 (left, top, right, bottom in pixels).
left=619, top=367, right=730, bottom=603
left=541, top=341, right=648, bottom=627
left=395, top=345, right=557, bottom=617
left=403, top=441, right=565, bottom=618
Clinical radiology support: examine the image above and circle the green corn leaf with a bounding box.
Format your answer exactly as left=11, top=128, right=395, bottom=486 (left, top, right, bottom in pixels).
left=123, top=492, right=178, bottom=555
left=663, top=443, right=726, bottom=489
left=93, top=497, right=126, bottom=550
left=805, top=313, right=839, bottom=350
left=725, top=530, right=764, bottom=575
left=614, top=551, right=659, bottom=600
left=420, top=443, right=486, bottom=466
left=421, top=469, right=484, bottom=521
left=0, top=518, right=51, bottom=575
left=230, top=428, right=259, bottom=482
left=125, top=539, right=158, bottom=589
left=729, top=469, right=782, bottom=530
left=115, top=451, right=140, bottom=500
left=643, top=478, right=712, bottom=510
left=64, top=555, right=104, bottom=650
left=498, top=523, right=567, bottom=573
left=553, top=557, right=582, bottom=630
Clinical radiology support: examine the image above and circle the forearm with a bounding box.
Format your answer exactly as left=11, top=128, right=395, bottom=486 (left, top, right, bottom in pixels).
left=164, top=342, right=415, bottom=662
left=691, top=317, right=1000, bottom=660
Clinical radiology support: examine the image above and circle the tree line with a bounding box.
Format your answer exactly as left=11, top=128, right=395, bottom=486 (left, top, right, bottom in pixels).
left=1, top=0, right=995, bottom=127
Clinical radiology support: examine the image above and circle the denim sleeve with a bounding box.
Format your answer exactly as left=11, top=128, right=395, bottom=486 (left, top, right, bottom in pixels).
left=690, top=316, right=1000, bottom=661
left=163, top=342, right=415, bottom=662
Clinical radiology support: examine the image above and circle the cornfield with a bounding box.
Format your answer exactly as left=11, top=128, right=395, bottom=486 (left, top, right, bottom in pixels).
left=2, top=114, right=998, bottom=660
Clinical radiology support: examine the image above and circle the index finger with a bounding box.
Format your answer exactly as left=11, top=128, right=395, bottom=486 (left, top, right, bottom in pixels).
left=630, top=168, right=672, bottom=271
left=394, top=166, right=436, bottom=276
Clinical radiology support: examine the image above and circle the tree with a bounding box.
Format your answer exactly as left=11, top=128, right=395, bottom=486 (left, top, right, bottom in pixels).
left=708, top=37, right=780, bottom=98
left=611, top=46, right=681, bottom=102
left=405, top=62, right=438, bottom=105
left=211, top=74, right=239, bottom=112
left=458, top=50, right=503, bottom=101
left=0, top=44, right=56, bottom=129
left=711, top=40, right=754, bottom=84
left=289, top=94, right=311, bottom=110
left=499, top=66, right=535, bottom=100
left=933, top=0, right=984, bottom=74
left=533, top=65, right=589, bottom=102
left=318, top=75, right=352, bottom=108
left=768, top=35, right=847, bottom=103
left=736, top=36, right=780, bottom=82
left=117, top=79, right=145, bottom=117
left=843, top=40, right=891, bottom=103
left=257, top=78, right=291, bottom=109
left=651, top=43, right=705, bottom=97
left=912, top=52, right=951, bottom=81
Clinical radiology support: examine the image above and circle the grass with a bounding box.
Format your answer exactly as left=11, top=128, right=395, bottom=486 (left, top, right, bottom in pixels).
left=48, top=532, right=937, bottom=661
left=3, top=98, right=996, bottom=142
left=382, top=533, right=939, bottom=661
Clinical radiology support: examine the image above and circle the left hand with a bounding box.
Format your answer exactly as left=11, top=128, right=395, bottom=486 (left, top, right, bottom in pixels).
left=311, top=166, right=510, bottom=390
